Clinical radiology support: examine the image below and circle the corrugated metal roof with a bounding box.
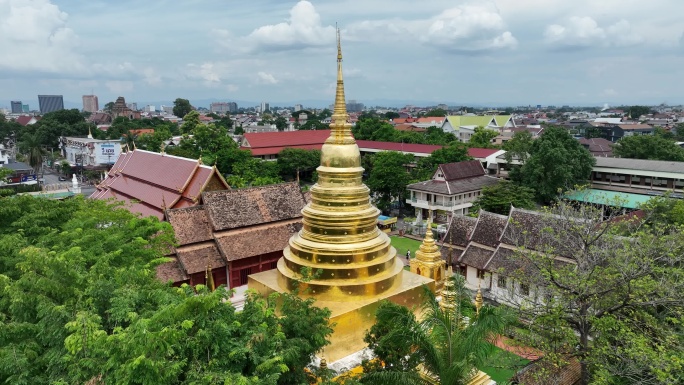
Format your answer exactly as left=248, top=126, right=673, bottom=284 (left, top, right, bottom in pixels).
left=594, top=157, right=684, bottom=173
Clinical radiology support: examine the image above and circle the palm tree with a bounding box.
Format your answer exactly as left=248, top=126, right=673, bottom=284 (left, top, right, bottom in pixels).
left=361, top=273, right=514, bottom=385
left=19, top=133, right=45, bottom=174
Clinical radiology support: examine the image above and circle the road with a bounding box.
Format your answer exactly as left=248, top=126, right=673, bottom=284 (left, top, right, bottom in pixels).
left=41, top=167, right=96, bottom=197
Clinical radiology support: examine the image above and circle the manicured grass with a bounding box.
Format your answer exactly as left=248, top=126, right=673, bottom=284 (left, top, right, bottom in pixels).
left=389, top=236, right=422, bottom=261
left=480, top=344, right=530, bottom=383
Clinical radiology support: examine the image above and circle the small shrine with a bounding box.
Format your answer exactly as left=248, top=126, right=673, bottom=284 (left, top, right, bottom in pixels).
left=410, top=220, right=446, bottom=290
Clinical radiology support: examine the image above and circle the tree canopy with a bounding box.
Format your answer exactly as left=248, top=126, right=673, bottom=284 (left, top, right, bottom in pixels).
left=361, top=276, right=514, bottom=385
left=613, top=133, right=684, bottom=161
left=504, top=197, right=684, bottom=385
left=468, top=126, right=499, bottom=149
left=518, top=126, right=595, bottom=202
left=366, top=151, right=414, bottom=212
left=0, top=196, right=333, bottom=385
left=471, top=181, right=535, bottom=215
left=173, top=98, right=193, bottom=118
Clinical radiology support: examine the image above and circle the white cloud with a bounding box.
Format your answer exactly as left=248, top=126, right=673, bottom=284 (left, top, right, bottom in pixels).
left=256, top=72, right=278, bottom=85
left=544, top=17, right=642, bottom=47
left=0, top=0, right=86, bottom=73
left=422, top=4, right=518, bottom=50
left=187, top=62, right=221, bottom=86
left=244, top=1, right=335, bottom=51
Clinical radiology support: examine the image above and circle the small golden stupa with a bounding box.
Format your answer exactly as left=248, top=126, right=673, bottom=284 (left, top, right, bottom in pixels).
left=410, top=220, right=446, bottom=290
left=249, top=29, right=434, bottom=362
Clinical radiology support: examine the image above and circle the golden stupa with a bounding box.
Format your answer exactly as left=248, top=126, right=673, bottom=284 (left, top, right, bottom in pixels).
left=410, top=220, right=446, bottom=291
left=249, top=30, right=434, bottom=362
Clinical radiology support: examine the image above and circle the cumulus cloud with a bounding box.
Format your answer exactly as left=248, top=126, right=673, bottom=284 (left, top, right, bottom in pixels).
left=256, top=71, right=278, bottom=85
left=187, top=62, right=222, bottom=86
left=544, top=17, right=642, bottom=47
left=422, top=4, right=518, bottom=50
left=244, top=1, right=335, bottom=51
left=0, top=0, right=86, bottom=73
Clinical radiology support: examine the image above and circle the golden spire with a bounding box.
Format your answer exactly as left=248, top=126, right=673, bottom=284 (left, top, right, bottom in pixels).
left=475, top=278, right=483, bottom=316
left=274, top=28, right=403, bottom=301
left=440, top=266, right=457, bottom=313
left=206, top=262, right=215, bottom=291
left=410, top=219, right=446, bottom=289
left=327, top=27, right=354, bottom=145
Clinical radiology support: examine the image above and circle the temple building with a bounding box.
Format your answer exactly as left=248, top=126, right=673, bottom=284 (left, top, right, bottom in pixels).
left=111, top=96, right=141, bottom=120
left=90, top=149, right=229, bottom=219
left=157, top=182, right=307, bottom=290
left=249, top=31, right=434, bottom=362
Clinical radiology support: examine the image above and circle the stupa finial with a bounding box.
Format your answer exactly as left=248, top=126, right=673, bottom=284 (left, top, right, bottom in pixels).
left=329, top=26, right=352, bottom=141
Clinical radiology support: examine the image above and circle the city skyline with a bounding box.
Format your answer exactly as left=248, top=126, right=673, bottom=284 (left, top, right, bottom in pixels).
left=1, top=0, right=683, bottom=109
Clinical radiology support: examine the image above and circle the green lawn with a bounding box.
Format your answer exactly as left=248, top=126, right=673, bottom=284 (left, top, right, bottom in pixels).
left=480, top=344, right=530, bottom=383
left=389, top=236, right=422, bottom=261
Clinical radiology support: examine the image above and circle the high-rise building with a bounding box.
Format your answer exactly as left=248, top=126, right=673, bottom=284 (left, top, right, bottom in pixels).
left=10, top=101, right=22, bottom=114
left=82, top=95, right=99, bottom=113
left=143, top=105, right=156, bottom=113
left=346, top=99, right=364, bottom=113
left=260, top=101, right=269, bottom=113
left=126, top=103, right=138, bottom=111
left=294, top=104, right=303, bottom=112
left=22, top=104, right=29, bottom=113
left=211, top=102, right=238, bottom=114
left=38, top=95, right=64, bottom=113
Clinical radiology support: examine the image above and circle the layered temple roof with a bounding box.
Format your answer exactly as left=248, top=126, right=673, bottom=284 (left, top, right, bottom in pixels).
left=407, top=160, right=500, bottom=195
left=89, top=150, right=229, bottom=219
left=157, top=182, right=307, bottom=283
left=439, top=208, right=580, bottom=276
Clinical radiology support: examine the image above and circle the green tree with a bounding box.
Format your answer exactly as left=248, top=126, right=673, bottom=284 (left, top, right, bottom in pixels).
left=471, top=181, right=535, bottom=215
left=276, top=148, right=321, bottom=181
left=227, top=157, right=282, bottom=188
left=179, top=110, right=201, bottom=135
left=613, top=134, right=684, bottom=161
left=0, top=196, right=333, bottom=384
left=361, top=275, right=514, bottom=385
left=173, top=98, right=193, bottom=118
left=583, top=125, right=603, bottom=139
left=638, top=193, right=684, bottom=229
left=519, top=126, right=595, bottom=202
left=468, top=126, right=499, bottom=148
left=103, top=101, right=114, bottom=113
left=411, top=142, right=470, bottom=182
left=502, top=130, right=534, bottom=177
left=503, top=197, right=684, bottom=385
left=366, top=151, right=414, bottom=212
left=627, top=105, right=652, bottom=119
left=424, top=108, right=447, bottom=117
left=384, top=111, right=400, bottom=120
left=275, top=116, right=288, bottom=131
left=299, top=119, right=328, bottom=130
left=18, top=132, right=45, bottom=173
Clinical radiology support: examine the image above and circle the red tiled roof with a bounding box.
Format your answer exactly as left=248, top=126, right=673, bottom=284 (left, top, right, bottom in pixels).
left=247, top=144, right=323, bottom=156
left=15, top=116, right=39, bottom=126
left=467, top=148, right=500, bottom=158
left=243, top=130, right=331, bottom=149
left=90, top=150, right=229, bottom=218
left=356, top=140, right=443, bottom=155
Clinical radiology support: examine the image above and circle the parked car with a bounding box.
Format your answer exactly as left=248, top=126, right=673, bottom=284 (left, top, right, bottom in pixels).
left=58, top=176, right=67, bottom=181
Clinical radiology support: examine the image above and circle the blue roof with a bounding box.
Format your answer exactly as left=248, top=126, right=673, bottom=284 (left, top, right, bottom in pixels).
left=563, top=189, right=653, bottom=209
left=378, top=215, right=391, bottom=220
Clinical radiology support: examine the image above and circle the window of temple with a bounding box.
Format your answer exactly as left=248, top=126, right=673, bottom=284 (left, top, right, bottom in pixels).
left=520, top=283, right=530, bottom=296
left=239, top=267, right=252, bottom=286
left=497, top=275, right=507, bottom=289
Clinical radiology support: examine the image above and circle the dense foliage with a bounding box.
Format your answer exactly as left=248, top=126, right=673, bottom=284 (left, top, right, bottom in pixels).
left=366, top=151, right=415, bottom=212
left=0, top=196, right=333, bottom=385
left=361, top=276, right=514, bottom=385
left=352, top=117, right=457, bottom=145
left=517, top=126, right=595, bottom=202
left=505, top=197, right=684, bottom=385
left=613, top=130, right=684, bottom=161
left=471, top=181, right=535, bottom=215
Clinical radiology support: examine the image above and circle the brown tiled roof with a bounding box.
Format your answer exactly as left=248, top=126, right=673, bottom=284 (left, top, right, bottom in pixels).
left=578, top=137, right=613, bottom=156
left=485, top=245, right=529, bottom=274
left=617, top=124, right=653, bottom=130
left=156, top=258, right=189, bottom=283
left=215, top=220, right=302, bottom=261
left=439, top=160, right=485, bottom=181
left=470, top=210, right=509, bottom=248
left=500, top=208, right=580, bottom=257
left=176, top=242, right=225, bottom=275
left=203, top=182, right=305, bottom=231
left=407, top=175, right=499, bottom=195
left=444, top=215, right=478, bottom=247
left=459, top=243, right=494, bottom=270
left=166, top=206, right=213, bottom=245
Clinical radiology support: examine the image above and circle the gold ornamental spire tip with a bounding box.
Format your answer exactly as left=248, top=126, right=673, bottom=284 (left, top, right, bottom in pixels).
left=332, top=27, right=348, bottom=122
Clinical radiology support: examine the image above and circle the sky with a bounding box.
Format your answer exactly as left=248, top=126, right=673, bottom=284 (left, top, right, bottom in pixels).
left=1, top=0, right=684, bottom=109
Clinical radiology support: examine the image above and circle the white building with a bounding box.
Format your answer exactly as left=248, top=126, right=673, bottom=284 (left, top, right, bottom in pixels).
left=406, top=160, right=500, bottom=223
left=441, top=115, right=515, bottom=143
left=59, top=136, right=122, bottom=167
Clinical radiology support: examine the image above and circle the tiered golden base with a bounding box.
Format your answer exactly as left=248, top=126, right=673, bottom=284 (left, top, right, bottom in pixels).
left=249, top=269, right=434, bottom=362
